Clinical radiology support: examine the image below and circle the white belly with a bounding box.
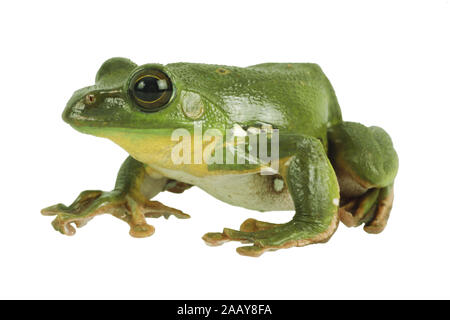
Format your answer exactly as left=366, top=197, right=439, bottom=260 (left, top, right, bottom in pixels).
left=150, top=165, right=294, bottom=212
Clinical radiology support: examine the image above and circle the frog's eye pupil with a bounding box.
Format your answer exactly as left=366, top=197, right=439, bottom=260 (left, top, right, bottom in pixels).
left=134, top=77, right=163, bottom=102
left=130, top=69, right=173, bottom=112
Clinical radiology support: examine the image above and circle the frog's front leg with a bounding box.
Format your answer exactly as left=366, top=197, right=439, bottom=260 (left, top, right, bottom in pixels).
left=203, top=136, right=340, bottom=257
left=327, top=122, right=399, bottom=233
left=41, top=156, right=189, bottom=237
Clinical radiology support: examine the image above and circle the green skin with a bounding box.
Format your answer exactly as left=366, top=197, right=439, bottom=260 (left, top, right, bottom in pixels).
left=42, top=58, right=398, bottom=257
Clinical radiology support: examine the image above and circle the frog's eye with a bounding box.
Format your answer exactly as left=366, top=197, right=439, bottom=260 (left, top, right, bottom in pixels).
left=129, top=69, right=173, bottom=112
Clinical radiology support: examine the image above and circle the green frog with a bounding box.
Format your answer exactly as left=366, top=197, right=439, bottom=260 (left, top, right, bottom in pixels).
left=42, top=58, right=398, bottom=257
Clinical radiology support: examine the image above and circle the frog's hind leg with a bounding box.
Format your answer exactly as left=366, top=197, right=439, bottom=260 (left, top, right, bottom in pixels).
left=328, top=122, right=398, bottom=234
left=203, top=136, right=341, bottom=257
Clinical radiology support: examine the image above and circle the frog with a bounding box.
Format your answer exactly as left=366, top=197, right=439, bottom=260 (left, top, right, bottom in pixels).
left=42, top=58, right=399, bottom=257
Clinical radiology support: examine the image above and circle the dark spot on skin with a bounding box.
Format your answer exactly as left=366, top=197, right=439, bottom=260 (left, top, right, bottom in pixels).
left=216, top=68, right=230, bottom=75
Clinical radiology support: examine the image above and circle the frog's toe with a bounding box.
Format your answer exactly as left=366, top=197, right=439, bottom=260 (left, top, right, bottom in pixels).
left=239, top=218, right=280, bottom=232
left=202, top=228, right=256, bottom=247
left=50, top=213, right=86, bottom=236
left=51, top=219, right=76, bottom=236
left=41, top=190, right=103, bottom=217
left=236, top=245, right=268, bottom=257
left=43, top=203, right=96, bottom=235
left=339, top=185, right=393, bottom=233
left=202, top=232, right=231, bottom=246
left=203, top=218, right=281, bottom=248
left=129, top=223, right=155, bottom=238
left=41, top=204, right=69, bottom=216
left=363, top=186, right=394, bottom=234
left=339, top=189, right=379, bottom=227
left=222, top=228, right=255, bottom=243
left=142, top=200, right=190, bottom=219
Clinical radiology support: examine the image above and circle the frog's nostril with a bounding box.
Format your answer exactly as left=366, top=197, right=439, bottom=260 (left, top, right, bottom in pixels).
left=85, top=94, right=96, bottom=105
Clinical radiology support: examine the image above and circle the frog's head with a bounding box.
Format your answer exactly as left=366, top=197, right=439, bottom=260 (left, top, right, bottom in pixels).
left=63, top=58, right=231, bottom=163
left=63, top=57, right=227, bottom=137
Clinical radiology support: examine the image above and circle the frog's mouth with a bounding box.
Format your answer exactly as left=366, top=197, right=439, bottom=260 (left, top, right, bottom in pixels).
left=62, top=102, right=114, bottom=131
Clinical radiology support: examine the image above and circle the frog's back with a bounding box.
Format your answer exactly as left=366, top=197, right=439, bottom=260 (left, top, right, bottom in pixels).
left=166, top=62, right=342, bottom=144
left=246, top=62, right=342, bottom=132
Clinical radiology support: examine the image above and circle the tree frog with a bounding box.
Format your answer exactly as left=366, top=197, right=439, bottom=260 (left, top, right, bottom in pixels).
left=42, top=58, right=398, bottom=257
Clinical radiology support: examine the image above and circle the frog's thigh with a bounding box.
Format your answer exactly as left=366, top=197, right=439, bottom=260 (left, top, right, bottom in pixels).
left=203, top=136, right=340, bottom=257
left=328, top=122, right=399, bottom=233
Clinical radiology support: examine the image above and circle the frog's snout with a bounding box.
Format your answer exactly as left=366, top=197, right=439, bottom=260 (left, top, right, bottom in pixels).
left=62, top=87, right=129, bottom=130
left=62, top=88, right=95, bottom=126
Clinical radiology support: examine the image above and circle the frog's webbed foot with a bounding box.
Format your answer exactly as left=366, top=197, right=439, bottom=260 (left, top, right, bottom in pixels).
left=41, top=190, right=189, bottom=237
left=203, top=216, right=338, bottom=258
left=42, top=190, right=107, bottom=235
left=339, top=184, right=393, bottom=234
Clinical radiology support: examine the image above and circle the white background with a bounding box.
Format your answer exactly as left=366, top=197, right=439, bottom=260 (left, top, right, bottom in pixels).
left=0, top=0, right=449, bottom=299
